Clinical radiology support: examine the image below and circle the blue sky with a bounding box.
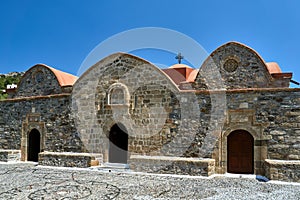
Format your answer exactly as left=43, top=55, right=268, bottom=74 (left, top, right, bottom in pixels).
left=1, top=0, right=300, bottom=85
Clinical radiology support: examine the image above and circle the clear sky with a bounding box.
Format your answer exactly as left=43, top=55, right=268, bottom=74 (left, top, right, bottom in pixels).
left=1, top=0, right=300, bottom=85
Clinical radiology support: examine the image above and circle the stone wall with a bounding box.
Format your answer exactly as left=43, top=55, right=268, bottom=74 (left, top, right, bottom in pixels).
left=168, top=88, right=300, bottom=175
left=73, top=53, right=226, bottom=160
left=39, top=152, right=94, bottom=168
left=265, top=159, right=300, bottom=182
left=253, top=89, right=300, bottom=160
left=72, top=53, right=192, bottom=160
left=0, top=94, right=83, bottom=153
left=129, top=155, right=215, bottom=176
left=198, top=88, right=300, bottom=162
left=228, top=89, right=300, bottom=160
left=0, top=150, right=21, bottom=162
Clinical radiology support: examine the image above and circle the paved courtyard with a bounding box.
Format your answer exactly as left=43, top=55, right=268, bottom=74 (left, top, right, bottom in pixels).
left=0, top=163, right=300, bottom=199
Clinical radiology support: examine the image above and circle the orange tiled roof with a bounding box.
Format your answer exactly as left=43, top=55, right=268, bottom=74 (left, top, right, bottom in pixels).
left=45, top=65, right=78, bottom=86
left=265, top=62, right=293, bottom=80
left=187, top=69, right=198, bottom=82
left=266, top=62, right=282, bottom=74
left=162, top=68, right=186, bottom=85
left=162, top=64, right=198, bottom=85
left=169, top=64, right=193, bottom=69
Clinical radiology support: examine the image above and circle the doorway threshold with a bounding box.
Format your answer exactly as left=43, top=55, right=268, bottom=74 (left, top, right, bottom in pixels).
left=225, top=173, right=256, bottom=179
left=103, top=162, right=129, bottom=169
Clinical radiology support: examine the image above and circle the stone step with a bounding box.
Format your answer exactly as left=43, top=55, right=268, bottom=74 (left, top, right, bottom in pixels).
left=102, top=162, right=130, bottom=169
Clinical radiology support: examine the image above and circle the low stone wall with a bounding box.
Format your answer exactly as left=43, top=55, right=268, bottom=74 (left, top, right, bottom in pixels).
left=0, top=150, right=21, bottom=162
left=129, top=155, right=215, bottom=176
left=39, top=152, right=94, bottom=168
left=265, top=159, right=300, bottom=182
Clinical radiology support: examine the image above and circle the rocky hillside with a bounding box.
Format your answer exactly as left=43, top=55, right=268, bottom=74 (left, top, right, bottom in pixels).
left=0, top=72, right=24, bottom=99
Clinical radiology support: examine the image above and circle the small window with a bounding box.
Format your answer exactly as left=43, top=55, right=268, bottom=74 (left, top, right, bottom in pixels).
left=107, top=83, right=129, bottom=106
left=223, top=58, right=239, bottom=73
left=110, top=88, right=125, bottom=104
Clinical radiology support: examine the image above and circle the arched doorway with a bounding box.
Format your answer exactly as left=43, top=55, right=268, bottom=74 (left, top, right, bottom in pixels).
left=28, top=129, right=41, bottom=162
left=109, top=123, right=128, bottom=163
left=227, top=130, right=254, bottom=174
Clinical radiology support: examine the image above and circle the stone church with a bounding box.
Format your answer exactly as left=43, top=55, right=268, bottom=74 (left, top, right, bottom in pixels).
left=1, top=41, right=300, bottom=182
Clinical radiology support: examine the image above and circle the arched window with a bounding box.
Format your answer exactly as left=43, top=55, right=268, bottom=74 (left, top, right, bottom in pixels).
left=110, top=88, right=125, bottom=104
left=108, top=83, right=129, bottom=105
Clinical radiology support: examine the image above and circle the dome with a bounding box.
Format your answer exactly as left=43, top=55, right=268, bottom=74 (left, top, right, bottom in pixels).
left=162, top=63, right=197, bottom=85
left=266, top=62, right=282, bottom=74
left=169, top=63, right=193, bottom=69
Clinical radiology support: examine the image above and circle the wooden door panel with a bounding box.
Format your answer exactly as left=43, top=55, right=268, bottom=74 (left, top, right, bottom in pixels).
left=227, top=130, right=254, bottom=174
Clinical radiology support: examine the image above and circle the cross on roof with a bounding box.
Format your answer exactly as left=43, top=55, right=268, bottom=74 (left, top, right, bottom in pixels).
left=175, top=53, right=184, bottom=64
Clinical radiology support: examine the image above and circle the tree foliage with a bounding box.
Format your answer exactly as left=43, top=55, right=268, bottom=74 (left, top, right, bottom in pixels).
left=0, top=73, right=23, bottom=100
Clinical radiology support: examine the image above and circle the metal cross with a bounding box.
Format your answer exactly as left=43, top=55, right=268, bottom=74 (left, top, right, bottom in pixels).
left=175, top=53, right=184, bottom=64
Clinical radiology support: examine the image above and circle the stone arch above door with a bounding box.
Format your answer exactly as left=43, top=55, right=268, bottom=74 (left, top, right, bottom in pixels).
left=214, top=109, right=270, bottom=174
left=21, top=113, right=45, bottom=161
left=108, top=123, right=128, bottom=164
left=27, top=129, right=41, bottom=162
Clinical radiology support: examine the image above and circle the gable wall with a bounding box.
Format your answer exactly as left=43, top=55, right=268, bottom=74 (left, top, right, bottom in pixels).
left=194, top=43, right=280, bottom=90
left=15, top=65, right=62, bottom=98
left=72, top=53, right=186, bottom=158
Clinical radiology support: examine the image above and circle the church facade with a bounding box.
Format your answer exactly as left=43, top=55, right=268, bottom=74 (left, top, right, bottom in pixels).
left=1, top=42, right=300, bottom=182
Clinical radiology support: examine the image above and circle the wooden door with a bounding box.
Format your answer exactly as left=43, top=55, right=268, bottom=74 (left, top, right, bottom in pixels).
left=227, top=130, right=254, bottom=174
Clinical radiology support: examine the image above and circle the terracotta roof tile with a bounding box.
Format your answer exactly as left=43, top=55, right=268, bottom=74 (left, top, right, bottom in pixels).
left=187, top=69, right=198, bottom=82
left=45, top=65, right=78, bottom=86
left=169, top=64, right=193, bottom=69
left=162, top=68, right=186, bottom=85
left=162, top=64, right=198, bottom=85
left=266, top=62, right=282, bottom=74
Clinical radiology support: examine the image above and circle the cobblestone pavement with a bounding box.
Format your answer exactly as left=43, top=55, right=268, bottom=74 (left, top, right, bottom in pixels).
left=0, top=163, right=300, bottom=200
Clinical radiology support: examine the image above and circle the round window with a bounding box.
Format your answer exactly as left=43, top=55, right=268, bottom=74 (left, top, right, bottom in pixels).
left=223, top=59, right=238, bottom=72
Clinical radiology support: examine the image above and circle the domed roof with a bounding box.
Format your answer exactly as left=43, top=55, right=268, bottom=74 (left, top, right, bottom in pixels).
left=187, top=69, right=198, bottom=82
left=46, top=66, right=78, bottom=86
left=266, top=62, right=282, bottom=74
left=169, top=63, right=193, bottom=69
left=162, top=63, right=197, bottom=85
left=21, top=64, right=78, bottom=87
